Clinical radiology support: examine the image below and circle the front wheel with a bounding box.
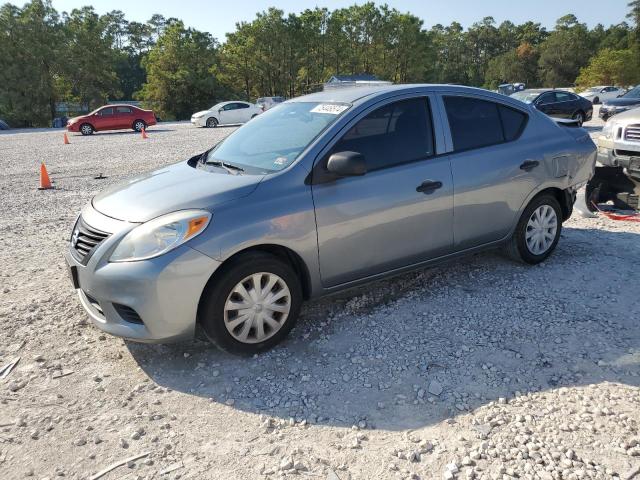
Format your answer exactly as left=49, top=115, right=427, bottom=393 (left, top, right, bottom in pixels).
left=505, top=194, right=562, bottom=265
left=199, top=252, right=302, bottom=355
left=206, top=117, right=218, bottom=128
left=592, top=97, right=600, bottom=105
left=80, top=123, right=93, bottom=136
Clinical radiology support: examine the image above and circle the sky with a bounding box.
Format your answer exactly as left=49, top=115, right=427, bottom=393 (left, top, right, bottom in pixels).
left=31, top=0, right=632, bottom=40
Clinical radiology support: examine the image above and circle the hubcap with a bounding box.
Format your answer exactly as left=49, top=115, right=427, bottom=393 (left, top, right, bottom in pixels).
left=207, top=118, right=217, bottom=127
left=525, top=205, right=558, bottom=255
left=81, top=125, right=91, bottom=134
left=135, top=122, right=144, bottom=131
left=224, top=272, right=291, bottom=344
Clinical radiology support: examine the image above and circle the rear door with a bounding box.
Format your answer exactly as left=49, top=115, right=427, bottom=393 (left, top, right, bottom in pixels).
left=115, top=106, right=133, bottom=129
left=440, top=94, right=544, bottom=249
left=312, top=95, right=454, bottom=287
left=235, top=102, right=253, bottom=123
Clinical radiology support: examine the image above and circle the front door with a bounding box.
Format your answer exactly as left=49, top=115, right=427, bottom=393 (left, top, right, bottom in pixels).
left=219, top=103, right=242, bottom=124
left=94, top=107, right=117, bottom=131
left=441, top=94, right=545, bottom=249
left=312, top=96, right=454, bottom=288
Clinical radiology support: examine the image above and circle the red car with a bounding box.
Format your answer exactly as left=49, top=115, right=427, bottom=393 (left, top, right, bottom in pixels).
left=67, top=104, right=157, bottom=135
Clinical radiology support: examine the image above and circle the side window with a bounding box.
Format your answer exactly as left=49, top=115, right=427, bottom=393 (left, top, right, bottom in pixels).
left=237, top=103, right=250, bottom=109
left=98, top=107, right=114, bottom=116
left=222, top=104, right=235, bottom=111
left=444, top=96, right=504, bottom=151
left=116, top=106, right=132, bottom=114
left=537, top=93, right=555, bottom=105
left=332, top=97, right=434, bottom=171
left=498, top=106, right=527, bottom=142
left=555, top=92, right=573, bottom=102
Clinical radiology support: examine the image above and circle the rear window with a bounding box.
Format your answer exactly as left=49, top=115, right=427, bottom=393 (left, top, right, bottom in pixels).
left=444, top=96, right=527, bottom=151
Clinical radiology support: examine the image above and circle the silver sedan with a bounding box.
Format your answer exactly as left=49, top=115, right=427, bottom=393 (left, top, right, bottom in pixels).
left=65, top=84, right=596, bottom=355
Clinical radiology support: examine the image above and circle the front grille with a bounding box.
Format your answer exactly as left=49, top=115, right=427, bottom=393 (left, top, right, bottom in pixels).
left=113, top=304, right=144, bottom=324
left=71, top=216, right=110, bottom=264
left=624, top=125, right=640, bottom=142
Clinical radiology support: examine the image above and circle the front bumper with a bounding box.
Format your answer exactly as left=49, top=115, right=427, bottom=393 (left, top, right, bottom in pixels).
left=65, top=205, right=220, bottom=343
left=599, top=107, right=632, bottom=120
left=191, top=116, right=206, bottom=127
left=596, top=135, right=640, bottom=172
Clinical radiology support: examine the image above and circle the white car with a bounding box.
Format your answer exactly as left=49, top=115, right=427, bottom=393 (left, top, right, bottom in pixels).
left=191, top=101, right=263, bottom=128
left=578, top=86, right=625, bottom=104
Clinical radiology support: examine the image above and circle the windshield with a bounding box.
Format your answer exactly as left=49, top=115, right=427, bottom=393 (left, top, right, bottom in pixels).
left=205, top=102, right=349, bottom=172
left=510, top=91, right=541, bottom=104
left=623, top=86, right=640, bottom=98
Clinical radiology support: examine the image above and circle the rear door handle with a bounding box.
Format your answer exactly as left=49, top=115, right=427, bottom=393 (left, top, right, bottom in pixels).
left=416, top=180, right=442, bottom=194
left=520, top=160, right=540, bottom=172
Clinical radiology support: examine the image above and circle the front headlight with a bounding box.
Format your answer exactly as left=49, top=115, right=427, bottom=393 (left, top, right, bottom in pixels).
left=602, top=122, right=615, bottom=139
left=110, top=210, right=211, bottom=262
left=193, top=112, right=205, bottom=118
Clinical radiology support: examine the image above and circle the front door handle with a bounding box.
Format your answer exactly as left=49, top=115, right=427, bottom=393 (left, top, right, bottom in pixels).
left=520, top=160, right=540, bottom=172
left=416, top=180, right=443, bottom=194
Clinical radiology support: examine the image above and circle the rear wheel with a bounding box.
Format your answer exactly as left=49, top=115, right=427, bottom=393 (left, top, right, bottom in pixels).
left=133, top=120, right=146, bottom=132
left=206, top=117, right=218, bottom=128
left=80, top=123, right=93, bottom=136
left=505, top=194, right=562, bottom=264
left=199, top=252, right=302, bottom=355
left=572, top=111, right=585, bottom=126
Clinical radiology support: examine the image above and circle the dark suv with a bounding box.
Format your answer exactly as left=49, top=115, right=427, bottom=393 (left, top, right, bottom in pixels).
left=599, top=85, right=640, bottom=121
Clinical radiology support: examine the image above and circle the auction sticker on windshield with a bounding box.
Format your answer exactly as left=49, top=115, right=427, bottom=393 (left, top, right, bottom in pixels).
left=310, top=104, right=349, bottom=115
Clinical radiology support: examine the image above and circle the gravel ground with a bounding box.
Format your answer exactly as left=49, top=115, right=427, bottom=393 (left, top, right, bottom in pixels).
left=1, top=111, right=640, bottom=480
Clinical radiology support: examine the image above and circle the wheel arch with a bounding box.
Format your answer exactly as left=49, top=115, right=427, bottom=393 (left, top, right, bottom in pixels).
left=198, top=244, right=313, bottom=319
left=531, top=187, right=573, bottom=221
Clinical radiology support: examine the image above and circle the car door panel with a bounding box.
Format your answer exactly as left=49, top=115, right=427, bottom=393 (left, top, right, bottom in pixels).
left=312, top=95, right=454, bottom=288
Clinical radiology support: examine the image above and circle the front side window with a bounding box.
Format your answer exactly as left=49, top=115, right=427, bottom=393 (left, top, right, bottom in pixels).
left=236, top=103, right=250, bottom=109
left=205, top=102, right=349, bottom=173
left=537, top=93, right=555, bottom=105
left=98, top=107, right=114, bottom=116
left=331, top=97, right=434, bottom=171
left=444, top=96, right=527, bottom=151
left=116, top=106, right=132, bottom=114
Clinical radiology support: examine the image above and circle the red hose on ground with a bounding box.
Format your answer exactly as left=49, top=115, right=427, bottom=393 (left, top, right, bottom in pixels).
left=591, top=202, right=640, bottom=222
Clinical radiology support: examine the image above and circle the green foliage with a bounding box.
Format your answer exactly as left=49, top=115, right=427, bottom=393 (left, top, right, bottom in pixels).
left=1, top=1, right=639, bottom=127
left=137, top=22, right=220, bottom=120
left=576, top=48, right=640, bottom=89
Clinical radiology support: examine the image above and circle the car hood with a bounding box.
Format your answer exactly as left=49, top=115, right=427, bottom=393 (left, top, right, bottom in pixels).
left=602, top=98, right=640, bottom=107
left=92, top=160, right=264, bottom=223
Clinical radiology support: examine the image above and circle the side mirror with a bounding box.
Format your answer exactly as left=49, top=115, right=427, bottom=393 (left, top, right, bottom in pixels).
left=326, top=151, right=366, bottom=177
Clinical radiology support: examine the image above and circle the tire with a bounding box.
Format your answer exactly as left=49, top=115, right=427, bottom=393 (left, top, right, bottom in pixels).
left=133, top=120, right=146, bottom=132
left=206, top=117, right=218, bottom=128
left=251, top=114, right=258, bottom=119
left=593, top=97, right=599, bottom=105
left=505, top=194, right=563, bottom=265
left=572, top=111, right=585, bottom=127
left=80, top=123, right=93, bottom=136
left=199, top=252, right=302, bottom=355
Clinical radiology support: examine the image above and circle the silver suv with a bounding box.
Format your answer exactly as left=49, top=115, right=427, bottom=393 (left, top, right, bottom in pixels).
left=65, top=85, right=596, bottom=355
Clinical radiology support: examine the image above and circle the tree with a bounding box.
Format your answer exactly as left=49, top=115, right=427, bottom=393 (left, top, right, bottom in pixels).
left=485, top=42, right=540, bottom=89
left=576, top=48, right=640, bottom=88
left=538, top=15, right=595, bottom=86
left=60, top=6, right=121, bottom=108
left=137, top=21, right=221, bottom=120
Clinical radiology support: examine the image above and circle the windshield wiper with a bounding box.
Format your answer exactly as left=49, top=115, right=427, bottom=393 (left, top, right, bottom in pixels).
left=204, top=160, right=245, bottom=174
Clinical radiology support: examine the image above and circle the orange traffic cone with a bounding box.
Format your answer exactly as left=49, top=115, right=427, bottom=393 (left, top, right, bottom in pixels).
left=38, top=162, right=54, bottom=190
left=63, top=132, right=70, bottom=145
left=141, top=128, right=148, bottom=139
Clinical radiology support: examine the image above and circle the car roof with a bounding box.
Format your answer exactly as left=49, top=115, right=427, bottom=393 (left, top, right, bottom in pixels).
left=103, top=104, right=139, bottom=108
left=288, top=84, right=524, bottom=106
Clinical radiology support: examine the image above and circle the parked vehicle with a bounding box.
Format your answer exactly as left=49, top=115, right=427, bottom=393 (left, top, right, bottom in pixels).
left=497, top=83, right=525, bottom=96
left=0, top=119, right=9, bottom=130
left=191, top=101, right=263, bottom=127
left=67, top=105, right=156, bottom=136
left=599, top=85, right=640, bottom=121
left=578, top=85, right=625, bottom=105
left=511, top=89, right=593, bottom=126
left=256, top=96, right=285, bottom=111
left=65, top=85, right=596, bottom=355
left=597, top=107, right=640, bottom=175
